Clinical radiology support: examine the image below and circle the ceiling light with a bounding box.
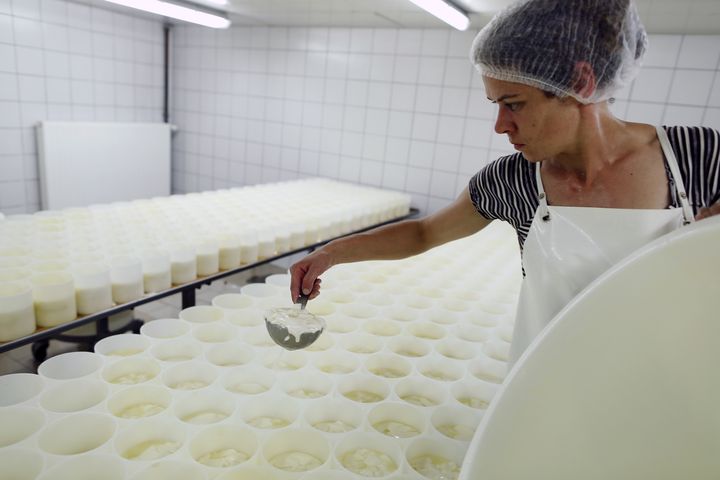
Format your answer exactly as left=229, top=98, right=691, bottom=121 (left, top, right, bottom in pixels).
left=407, top=0, right=470, bottom=30
left=103, top=0, right=231, bottom=29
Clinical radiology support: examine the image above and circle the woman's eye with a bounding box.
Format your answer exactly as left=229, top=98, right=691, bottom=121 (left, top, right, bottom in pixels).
left=505, top=102, right=520, bottom=112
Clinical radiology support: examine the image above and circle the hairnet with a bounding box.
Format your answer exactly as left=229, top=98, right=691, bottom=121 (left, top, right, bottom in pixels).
left=470, top=0, right=647, bottom=104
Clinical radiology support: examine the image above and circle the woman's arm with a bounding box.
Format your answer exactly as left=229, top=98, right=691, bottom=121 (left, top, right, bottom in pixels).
left=289, top=186, right=491, bottom=301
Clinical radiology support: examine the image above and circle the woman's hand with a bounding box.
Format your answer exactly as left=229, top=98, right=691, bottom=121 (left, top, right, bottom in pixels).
left=289, top=249, right=334, bottom=302
left=696, top=201, right=720, bottom=221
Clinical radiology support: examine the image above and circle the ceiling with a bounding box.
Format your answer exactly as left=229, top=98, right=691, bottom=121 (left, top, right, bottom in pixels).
left=191, top=0, right=720, bottom=34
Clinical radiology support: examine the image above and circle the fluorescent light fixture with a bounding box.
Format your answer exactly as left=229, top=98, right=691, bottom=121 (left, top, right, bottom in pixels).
left=407, top=0, right=470, bottom=30
left=104, top=0, right=231, bottom=28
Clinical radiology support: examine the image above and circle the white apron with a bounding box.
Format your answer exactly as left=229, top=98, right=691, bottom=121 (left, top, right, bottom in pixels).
left=509, top=126, right=695, bottom=366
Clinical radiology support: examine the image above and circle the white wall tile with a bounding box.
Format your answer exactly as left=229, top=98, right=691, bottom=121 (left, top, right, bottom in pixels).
left=0, top=155, right=22, bottom=181
left=408, top=140, right=434, bottom=169
left=447, top=30, right=476, bottom=58
left=346, top=53, right=370, bottom=80
left=13, top=17, right=42, bottom=48
left=40, top=0, right=66, bottom=25
left=411, top=113, right=437, bottom=141
left=702, top=108, right=720, bottom=132
left=362, top=133, right=385, bottom=161
left=45, top=51, right=70, bottom=77
left=432, top=144, right=461, bottom=173
left=414, top=85, right=441, bottom=114
left=318, top=152, right=340, bottom=178
left=328, top=29, right=350, bottom=52
left=382, top=163, right=407, bottom=190
left=340, top=131, right=363, bottom=157
left=372, top=29, right=396, bottom=54
left=11, top=0, right=40, bottom=20
left=458, top=147, right=488, bottom=176
left=463, top=119, right=492, bottom=149
left=663, top=105, right=704, bottom=126
left=366, top=81, right=391, bottom=109
left=429, top=170, right=457, bottom=199
left=0, top=13, right=13, bottom=43
left=630, top=67, right=673, bottom=103
left=18, top=75, right=44, bottom=102
left=417, top=57, right=445, bottom=86
left=385, top=138, right=410, bottom=165
left=393, top=56, right=419, bottom=84
left=68, top=29, right=92, bottom=56
left=16, top=47, right=43, bottom=75
left=342, top=106, right=365, bottom=132
left=301, top=127, right=321, bottom=151
left=440, top=88, right=468, bottom=116
left=396, top=30, right=422, bottom=56
left=365, top=108, right=389, bottom=136
left=0, top=128, right=22, bottom=154
left=299, top=150, right=319, bottom=175
left=387, top=111, right=412, bottom=138
left=0, top=44, right=15, bottom=73
left=668, top=70, right=714, bottom=106
left=676, top=35, right=720, bottom=70
left=420, top=30, right=448, bottom=56
left=370, top=55, right=394, bottom=82
left=390, top=83, right=415, bottom=111
left=443, top=58, right=472, bottom=88
left=644, top=35, right=681, bottom=68
left=0, top=72, right=17, bottom=100
left=625, top=102, right=664, bottom=124
left=323, top=78, right=345, bottom=103
left=70, top=54, right=92, bottom=80
left=405, top=166, right=431, bottom=194
left=338, top=156, right=361, bottom=182
left=360, top=159, right=383, bottom=186
left=0, top=179, right=24, bottom=207
left=437, top=116, right=464, bottom=145
left=345, top=80, right=368, bottom=106
left=0, top=101, right=20, bottom=127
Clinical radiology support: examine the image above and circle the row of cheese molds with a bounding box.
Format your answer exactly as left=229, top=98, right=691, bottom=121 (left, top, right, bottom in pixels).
left=0, top=178, right=411, bottom=341
left=0, top=221, right=521, bottom=479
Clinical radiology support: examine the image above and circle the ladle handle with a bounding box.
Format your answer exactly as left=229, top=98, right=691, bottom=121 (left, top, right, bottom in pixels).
left=297, top=293, right=309, bottom=310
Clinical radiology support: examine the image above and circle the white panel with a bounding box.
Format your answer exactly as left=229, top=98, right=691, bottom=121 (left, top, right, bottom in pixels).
left=36, top=121, right=171, bottom=210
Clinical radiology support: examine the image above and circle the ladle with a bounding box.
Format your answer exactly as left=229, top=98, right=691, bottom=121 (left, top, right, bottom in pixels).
left=265, top=294, right=325, bottom=350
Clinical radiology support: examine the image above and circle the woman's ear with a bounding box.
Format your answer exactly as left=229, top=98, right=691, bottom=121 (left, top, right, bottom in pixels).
left=571, top=61, right=597, bottom=99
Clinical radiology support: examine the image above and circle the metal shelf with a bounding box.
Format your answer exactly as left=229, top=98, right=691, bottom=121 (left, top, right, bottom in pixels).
left=0, top=209, right=419, bottom=355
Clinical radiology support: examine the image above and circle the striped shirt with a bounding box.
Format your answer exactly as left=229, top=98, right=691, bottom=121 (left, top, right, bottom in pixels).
left=469, top=126, right=720, bottom=252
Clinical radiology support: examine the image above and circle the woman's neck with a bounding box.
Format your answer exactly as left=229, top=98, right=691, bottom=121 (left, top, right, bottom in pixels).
left=545, top=103, right=638, bottom=186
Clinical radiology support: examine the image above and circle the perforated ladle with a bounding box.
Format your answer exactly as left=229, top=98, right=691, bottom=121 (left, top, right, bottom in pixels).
left=265, top=294, right=325, bottom=350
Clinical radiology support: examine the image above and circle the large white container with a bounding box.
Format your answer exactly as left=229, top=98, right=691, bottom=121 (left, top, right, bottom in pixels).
left=73, top=262, right=113, bottom=315
left=168, top=243, right=196, bottom=285
left=110, top=255, right=143, bottom=304
left=141, top=249, right=171, bottom=294
left=0, top=281, right=36, bottom=341
left=461, top=216, right=720, bottom=480
left=31, top=271, right=76, bottom=327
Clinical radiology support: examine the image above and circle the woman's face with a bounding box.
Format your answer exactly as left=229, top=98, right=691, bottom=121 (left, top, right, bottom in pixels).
left=482, top=76, right=581, bottom=162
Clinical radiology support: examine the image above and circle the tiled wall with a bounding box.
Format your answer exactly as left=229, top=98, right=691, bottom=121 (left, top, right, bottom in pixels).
left=171, top=26, right=720, bottom=214
left=2, top=0, right=719, bottom=216
left=0, top=0, right=164, bottom=214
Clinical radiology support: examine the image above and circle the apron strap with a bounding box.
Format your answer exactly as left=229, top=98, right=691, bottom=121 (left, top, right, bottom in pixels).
left=534, top=163, right=551, bottom=222
left=655, top=126, right=694, bottom=225
left=535, top=128, right=695, bottom=225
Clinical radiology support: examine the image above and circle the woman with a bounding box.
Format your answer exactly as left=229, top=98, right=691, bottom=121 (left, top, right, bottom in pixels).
left=290, top=0, right=720, bottom=365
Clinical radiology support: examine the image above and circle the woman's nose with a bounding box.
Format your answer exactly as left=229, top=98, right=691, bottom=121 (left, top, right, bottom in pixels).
left=494, top=107, right=513, bottom=135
